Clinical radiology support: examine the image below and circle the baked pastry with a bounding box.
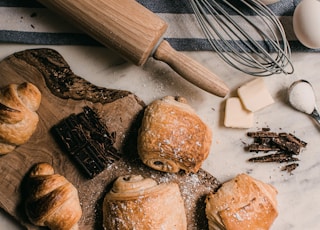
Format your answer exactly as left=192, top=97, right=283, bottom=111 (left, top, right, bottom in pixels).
left=137, top=96, right=212, bottom=173
left=205, top=173, right=278, bottom=230
left=25, top=163, right=82, bottom=230
left=103, top=175, right=187, bottom=229
left=0, top=82, right=41, bottom=154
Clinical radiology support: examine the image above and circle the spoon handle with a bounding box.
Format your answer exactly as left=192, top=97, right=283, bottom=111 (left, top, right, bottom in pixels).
left=310, top=108, right=320, bottom=125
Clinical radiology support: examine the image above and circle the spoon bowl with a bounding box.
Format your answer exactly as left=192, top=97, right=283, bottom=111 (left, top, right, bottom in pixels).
left=288, top=79, right=320, bottom=125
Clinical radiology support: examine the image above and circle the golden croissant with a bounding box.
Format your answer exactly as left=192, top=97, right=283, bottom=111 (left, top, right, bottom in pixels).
left=138, top=96, right=212, bottom=173
left=103, top=175, right=187, bottom=230
left=0, top=82, right=41, bottom=154
left=25, top=162, right=82, bottom=230
left=205, top=173, right=278, bottom=230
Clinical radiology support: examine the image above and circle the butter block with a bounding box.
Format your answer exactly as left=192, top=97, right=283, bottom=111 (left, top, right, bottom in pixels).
left=237, top=78, right=274, bottom=112
left=224, top=97, right=254, bottom=128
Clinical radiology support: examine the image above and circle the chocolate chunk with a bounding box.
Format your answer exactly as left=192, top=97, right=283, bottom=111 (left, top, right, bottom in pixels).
left=247, top=143, right=280, bottom=153
left=52, top=106, right=119, bottom=178
left=245, top=128, right=307, bottom=173
left=272, top=137, right=301, bottom=155
left=247, top=131, right=278, bottom=138
left=279, top=133, right=307, bottom=148
left=246, top=129, right=306, bottom=155
left=248, top=152, right=299, bottom=163
left=281, top=163, right=299, bottom=174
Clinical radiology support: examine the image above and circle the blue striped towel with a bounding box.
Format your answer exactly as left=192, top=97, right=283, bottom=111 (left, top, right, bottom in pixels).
left=0, top=0, right=317, bottom=52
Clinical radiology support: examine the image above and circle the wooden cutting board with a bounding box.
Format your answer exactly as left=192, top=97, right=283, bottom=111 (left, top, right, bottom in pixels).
left=0, top=49, right=220, bottom=230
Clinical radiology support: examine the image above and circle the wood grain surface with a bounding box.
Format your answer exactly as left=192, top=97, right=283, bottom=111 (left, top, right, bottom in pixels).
left=0, top=49, right=220, bottom=230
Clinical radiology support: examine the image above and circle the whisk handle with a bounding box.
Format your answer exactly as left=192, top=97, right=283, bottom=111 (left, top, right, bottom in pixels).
left=154, top=40, right=229, bottom=97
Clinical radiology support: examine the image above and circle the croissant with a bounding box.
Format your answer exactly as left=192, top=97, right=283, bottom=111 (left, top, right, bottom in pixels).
left=103, top=175, right=187, bottom=230
left=205, top=173, right=278, bottom=230
left=137, top=96, right=212, bottom=173
left=25, top=163, right=82, bottom=230
left=0, top=82, right=41, bottom=154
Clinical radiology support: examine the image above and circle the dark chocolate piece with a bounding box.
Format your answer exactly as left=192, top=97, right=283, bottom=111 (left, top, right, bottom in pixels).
left=272, top=137, right=301, bottom=155
left=52, top=106, right=119, bottom=178
left=248, top=152, right=299, bottom=163
left=281, top=163, right=299, bottom=174
left=246, top=130, right=306, bottom=155
left=279, top=133, right=307, bottom=148
left=246, top=128, right=307, bottom=173
left=247, top=143, right=280, bottom=153
left=247, top=131, right=278, bottom=138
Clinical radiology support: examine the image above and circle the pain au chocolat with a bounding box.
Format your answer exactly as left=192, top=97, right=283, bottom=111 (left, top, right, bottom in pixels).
left=205, top=173, right=278, bottom=230
left=137, top=96, right=212, bottom=173
left=103, top=175, right=187, bottom=229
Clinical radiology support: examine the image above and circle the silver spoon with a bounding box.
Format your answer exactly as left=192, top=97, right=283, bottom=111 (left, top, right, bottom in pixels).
left=288, top=80, right=320, bottom=124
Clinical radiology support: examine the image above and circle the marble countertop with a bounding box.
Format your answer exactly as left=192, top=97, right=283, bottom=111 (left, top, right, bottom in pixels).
left=0, top=43, right=320, bottom=229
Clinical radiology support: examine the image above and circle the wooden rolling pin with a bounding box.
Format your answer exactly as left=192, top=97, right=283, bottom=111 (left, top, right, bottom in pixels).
left=37, top=0, right=229, bottom=97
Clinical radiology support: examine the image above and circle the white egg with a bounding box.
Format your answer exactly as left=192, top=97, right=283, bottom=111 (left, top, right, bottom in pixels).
left=293, top=0, right=320, bottom=49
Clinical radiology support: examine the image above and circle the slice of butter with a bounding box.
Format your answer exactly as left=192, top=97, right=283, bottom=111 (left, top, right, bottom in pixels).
left=237, top=78, right=274, bottom=112
left=224, top=97, right=254, bottom=128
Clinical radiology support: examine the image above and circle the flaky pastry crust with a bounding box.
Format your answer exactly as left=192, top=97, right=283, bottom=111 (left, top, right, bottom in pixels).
left=0, top=82, right=41, bottom=154
left=137, top=96, right=212, bottom=173
left=103, top=175, right=187, bottom=229
left=205, top=173, right=278, bottom=230
left=25, top=163, right=82, bottom=230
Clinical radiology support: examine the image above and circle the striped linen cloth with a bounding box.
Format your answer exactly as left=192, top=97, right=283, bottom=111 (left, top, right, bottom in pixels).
left=0, top=0, right=316, bottom=52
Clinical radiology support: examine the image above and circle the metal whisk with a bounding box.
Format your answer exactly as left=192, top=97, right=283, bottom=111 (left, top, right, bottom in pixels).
left=189, top=0, right=294, bottom=76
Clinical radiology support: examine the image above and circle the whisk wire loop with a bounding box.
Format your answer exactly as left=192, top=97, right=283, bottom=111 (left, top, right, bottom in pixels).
left=189, top=0, right=294, bottom=76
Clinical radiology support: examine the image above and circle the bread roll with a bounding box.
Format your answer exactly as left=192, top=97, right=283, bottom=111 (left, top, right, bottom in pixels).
left=137, top=96, right=212, bottom=173
left=25, top=163, right=82, bottom=230
left=103, top=175, right=187, bottom=229
left=0, top=82, right=41, bottom=154
left=205, top=173, right=278, bottom=230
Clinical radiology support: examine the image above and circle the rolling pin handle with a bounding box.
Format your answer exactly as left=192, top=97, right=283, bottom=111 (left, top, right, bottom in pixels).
left=153, top=40, right=229, bottom=97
